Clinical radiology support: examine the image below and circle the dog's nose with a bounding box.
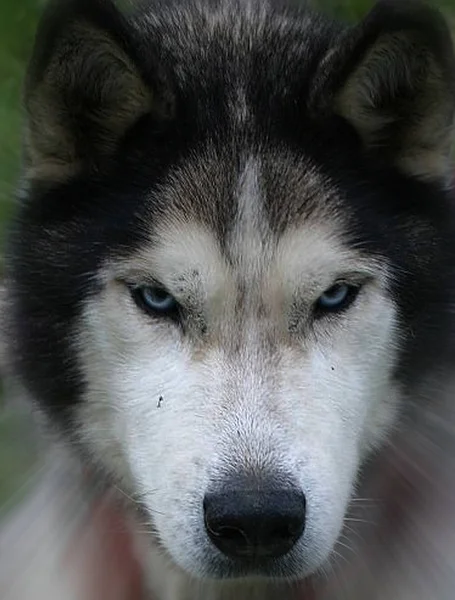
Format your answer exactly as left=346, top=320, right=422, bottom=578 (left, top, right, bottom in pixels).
left=203, top=482, right=306, bottom=559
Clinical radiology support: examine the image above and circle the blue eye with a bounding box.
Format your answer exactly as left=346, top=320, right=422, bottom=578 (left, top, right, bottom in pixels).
left=316, top=283, right=359, bottom=314
left=131, top=285, right=179, bottom=318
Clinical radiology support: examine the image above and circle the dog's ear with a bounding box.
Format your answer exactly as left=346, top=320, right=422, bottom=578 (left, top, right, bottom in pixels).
left=312, top=0, right=455, bottom=182
left=24, top=0, right=167, bottom=183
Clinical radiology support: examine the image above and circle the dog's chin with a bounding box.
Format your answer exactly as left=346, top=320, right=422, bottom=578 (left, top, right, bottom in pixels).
left=194, top=557, right=311, bottom=582
left=157, top=540, right=321, bottom=584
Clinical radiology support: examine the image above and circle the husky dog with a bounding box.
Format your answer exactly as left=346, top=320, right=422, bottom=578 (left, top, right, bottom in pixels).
left=3, top=0, right=455, bottom=598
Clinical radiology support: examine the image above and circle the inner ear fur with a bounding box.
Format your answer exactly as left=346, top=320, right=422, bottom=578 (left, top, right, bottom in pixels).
left=24, top=0, right=161, bottom=183
left=311, top=0, right=455, bottom=182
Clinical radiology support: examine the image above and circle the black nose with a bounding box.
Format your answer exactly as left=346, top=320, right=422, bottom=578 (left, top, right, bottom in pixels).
left=203, top=480, right=306, bottom=560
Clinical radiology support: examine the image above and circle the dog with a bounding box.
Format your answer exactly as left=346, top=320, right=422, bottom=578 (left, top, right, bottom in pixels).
left=2, top=0, right=455, bottom=598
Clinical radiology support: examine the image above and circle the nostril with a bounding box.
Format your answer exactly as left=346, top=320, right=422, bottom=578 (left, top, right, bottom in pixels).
left=206, top=520, right=250, bottom=546
left=203, top=483, right=306, bottom=560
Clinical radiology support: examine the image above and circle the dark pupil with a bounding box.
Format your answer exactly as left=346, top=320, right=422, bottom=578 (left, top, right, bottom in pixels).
left=152, top=289, right=170, bottom=302
left=327, top=284, right=342, bottom=298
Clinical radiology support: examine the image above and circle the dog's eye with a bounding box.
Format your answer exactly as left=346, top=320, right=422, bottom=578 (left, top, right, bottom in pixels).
left=315, top=283, right=359, bottom=315
left=131, top=285, right=179, bottom=318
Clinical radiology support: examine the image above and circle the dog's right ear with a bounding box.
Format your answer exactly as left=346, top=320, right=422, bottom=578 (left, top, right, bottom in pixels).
left=24, top=0, right=168, bottom=184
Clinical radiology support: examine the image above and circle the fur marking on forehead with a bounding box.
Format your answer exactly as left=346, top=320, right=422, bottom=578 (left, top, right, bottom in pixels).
left=228, top=157, right=273, bottom=276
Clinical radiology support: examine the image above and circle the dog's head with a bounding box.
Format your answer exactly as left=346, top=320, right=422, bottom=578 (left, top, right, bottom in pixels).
left=6, top=0, right=455, bottom=582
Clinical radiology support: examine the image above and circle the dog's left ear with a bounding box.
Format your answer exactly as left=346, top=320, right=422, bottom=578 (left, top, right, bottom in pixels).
left=312, top=0, right=455, bottom=182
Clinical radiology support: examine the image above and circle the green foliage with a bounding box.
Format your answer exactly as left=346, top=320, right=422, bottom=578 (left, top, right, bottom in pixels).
left=315, top=0, right=454, bottom=22
left=0, top=0, right=45, bottom=506
left=0, top=0, right=44, bottom=240
left=315, top=0, right=373, bottom=20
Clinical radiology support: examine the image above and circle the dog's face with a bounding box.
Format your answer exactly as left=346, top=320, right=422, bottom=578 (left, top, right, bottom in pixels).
left=6, top=0, right=455, bottom=584
left=76, top=152, right=401, bottom=579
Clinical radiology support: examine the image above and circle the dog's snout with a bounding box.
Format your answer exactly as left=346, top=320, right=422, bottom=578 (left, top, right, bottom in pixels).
left=203, top=480, right=306, bottom=560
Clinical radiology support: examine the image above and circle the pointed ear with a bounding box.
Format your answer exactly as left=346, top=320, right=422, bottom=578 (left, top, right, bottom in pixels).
left=311, top=0, right=455, bottom=182
left=24, top=0, right=169, bottom=183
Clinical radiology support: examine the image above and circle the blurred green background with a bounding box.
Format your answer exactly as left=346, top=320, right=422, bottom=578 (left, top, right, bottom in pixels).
left=0, top=0, right=454, bottom=512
